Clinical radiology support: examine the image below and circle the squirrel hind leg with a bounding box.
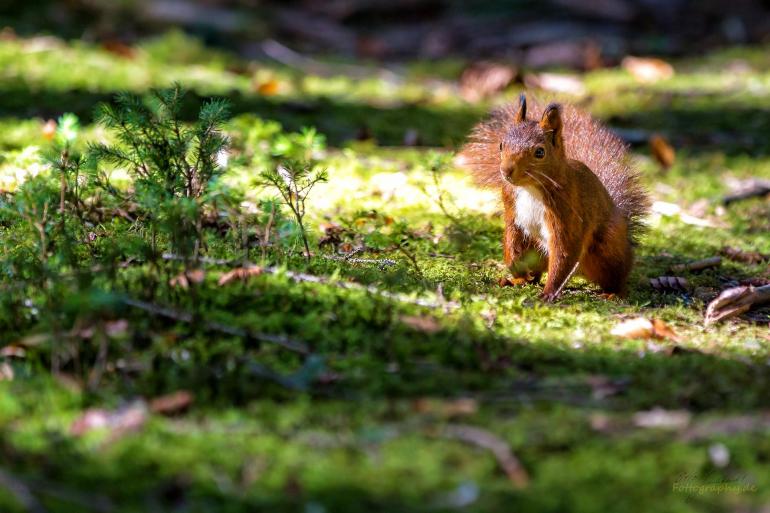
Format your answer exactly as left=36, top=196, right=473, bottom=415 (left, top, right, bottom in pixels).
left=581, top=244, right=633, bottom=297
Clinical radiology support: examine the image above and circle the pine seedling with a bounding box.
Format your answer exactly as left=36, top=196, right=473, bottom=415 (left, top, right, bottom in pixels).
left=257, top=161, right=327, bottom=260
left=89, top=84, right=230, bottom=259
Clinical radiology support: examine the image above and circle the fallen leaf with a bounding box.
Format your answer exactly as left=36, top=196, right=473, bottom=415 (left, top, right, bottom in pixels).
left=42, top=119, right=57, bottom=141
left=0, top=345, right=25, bottom=358
left=622, top=56, right=674, bottom=82
left=149, top=390, right=194, bottom=415
left=650, top=201, right=723, bottom=228
left=611, top=317, right=680, bottom=341
left=649, top=134, right=675, bottom=169
left=523, top=72, right=585, bottom=95
left=705, top=284, right=770, bottom=325
left=413, top=398, right=478, bottom=417
left=169, top=269, right=205, bottom=289
left=459, top=61, right=517, bottom=102
left=101, top=40, right=136, bottom=59
left=400, top=315, right=442, bottom=334
left=633, top=408, right=690, bottom=429
left=105, top=319, right=129, bottom=337
left=0, top=362, right=13, bottom=381
left=256, top=79, right=280, bottom=96
left=218, top=266, right=263, bottom=286
left=71, top=401, right=147, bottom=437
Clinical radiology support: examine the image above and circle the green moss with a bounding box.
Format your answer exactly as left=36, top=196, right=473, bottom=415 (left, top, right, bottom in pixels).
left=0, top=33, right=769, bottom=513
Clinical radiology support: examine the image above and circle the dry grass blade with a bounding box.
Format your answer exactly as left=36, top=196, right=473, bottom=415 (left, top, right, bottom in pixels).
left=705, top=284, right=770, bottom=325
left=443, top=424, right=529, bottom=488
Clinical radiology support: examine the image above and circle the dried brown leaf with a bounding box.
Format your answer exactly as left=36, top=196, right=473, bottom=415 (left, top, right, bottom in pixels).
left=633, top=408, right=690, bottom=429
left=0, top=345, right=25, bottom=358
left=101, top=40, right=136, bottom=59
left=256, top=79, right=280, bottom=96
left=149, top=390, right=194, bottom=415
left=705, top=284, right=770, bottom=325
left=400, top=315, right=442, bottom=334
left=218, top=266, right=264, bottom=286
left=622, top=56, right=674, bottom=82
left=0, top=362, right=13, bottom=381
left=523, top=72, right=585, bottom=95
left=459, top=61, right=517, bottom=102
left=649, top=134, right=675, bottom=169
left=611, top=317, right=680, bottom=341
left=42, top=119, right=56, bottom=141
left=412, top=398, right=478, bottom=417
left=169, top=269, right=205, bottom=289
left=71, top=401, right=147, bottom=437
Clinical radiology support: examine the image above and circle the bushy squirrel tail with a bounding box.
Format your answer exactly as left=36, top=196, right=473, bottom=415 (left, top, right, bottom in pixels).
left=458, top=95, right=650, bottom=242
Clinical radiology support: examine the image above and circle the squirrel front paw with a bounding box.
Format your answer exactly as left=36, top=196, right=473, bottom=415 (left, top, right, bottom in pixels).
left=539, top=290, right=561, bottom=302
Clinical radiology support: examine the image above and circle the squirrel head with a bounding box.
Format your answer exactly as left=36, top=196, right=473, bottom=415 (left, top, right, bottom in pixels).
left=499, top=95, right=566, bottom=187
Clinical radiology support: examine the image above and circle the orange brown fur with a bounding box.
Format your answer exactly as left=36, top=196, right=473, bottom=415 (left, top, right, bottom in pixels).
left=459, top=94, right=649, bottom=301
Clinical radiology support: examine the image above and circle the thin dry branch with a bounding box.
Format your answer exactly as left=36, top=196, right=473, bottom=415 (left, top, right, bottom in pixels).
left=670, top=257, right=722, bottom=273
left=161, top=254, right=459, bottom=310
left=122, top=297, right=309, bottom=354
left=442, top=424, right=529, bottom=488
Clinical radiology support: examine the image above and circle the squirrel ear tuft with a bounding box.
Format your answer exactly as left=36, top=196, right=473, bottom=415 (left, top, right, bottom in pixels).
left=540, top=103, right=562, bottom=145
left=514, top=94, right=527, bottom=123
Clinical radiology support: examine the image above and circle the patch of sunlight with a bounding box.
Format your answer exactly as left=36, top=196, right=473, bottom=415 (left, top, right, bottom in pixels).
left=0, top=146, right=47, bottom=192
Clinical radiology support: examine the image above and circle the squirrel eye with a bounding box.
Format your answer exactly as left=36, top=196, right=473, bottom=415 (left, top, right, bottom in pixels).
left=499, top=141, right=503, bottom=152
left=534, top=147, right=545, bottom=159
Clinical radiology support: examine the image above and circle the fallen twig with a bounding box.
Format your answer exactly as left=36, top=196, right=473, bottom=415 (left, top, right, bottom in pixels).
left=321, top=254, right=397, bottom=267
left=442, top=424, right=529, bottom=488
left=705, top=284, right=770, bottom=325
left=670, top=257, right=722, bottom=273
left=0, top=468, right=47, bottom=513
left=161, top=254, right=459, bottom=310
left=722, top=178, right=770, bottom=205
left=122, top=297, right=309, bottom=354
left=261, top=39, right=400, bottom=82
left=721, top=246, right=770, bottom=264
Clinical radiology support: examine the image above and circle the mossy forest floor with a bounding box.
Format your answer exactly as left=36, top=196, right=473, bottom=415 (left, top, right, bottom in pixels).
left=1, top=32, right=770, bottom=512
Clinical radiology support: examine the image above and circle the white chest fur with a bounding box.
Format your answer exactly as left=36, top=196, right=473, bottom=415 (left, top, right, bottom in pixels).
left=514, top=186, right=550, bottom=253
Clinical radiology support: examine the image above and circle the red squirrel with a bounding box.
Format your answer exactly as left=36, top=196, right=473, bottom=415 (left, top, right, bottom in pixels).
left=459, top=94, right=649, bottom=301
